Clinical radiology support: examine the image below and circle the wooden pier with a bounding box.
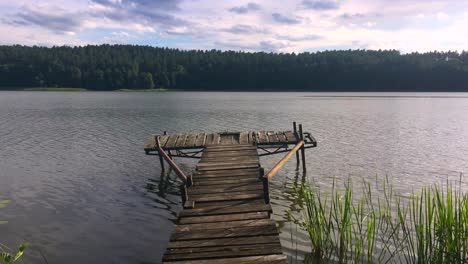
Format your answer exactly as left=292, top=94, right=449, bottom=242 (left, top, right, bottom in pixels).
left=145, top=123, right=316, bottom=263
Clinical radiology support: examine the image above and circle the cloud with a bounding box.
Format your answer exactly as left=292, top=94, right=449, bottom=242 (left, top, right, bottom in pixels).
left=436, top=12, right=449, bottom=21
left=88, top=0, right=187, bottom=27
left=278, top=34, right=323, bottom=42
left=302, top=0, right=339, bottom=10
left=228, top=3, right=261, bottom=14
left=259, top=40, right=288, bottom=51
left=224, top=24, right=268, bottom=34
left=272, top=13, right=301, bottom=24
left=5, top=6, right=83, bottom=34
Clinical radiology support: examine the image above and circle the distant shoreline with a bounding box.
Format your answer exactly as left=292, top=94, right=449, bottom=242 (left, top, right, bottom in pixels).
left=0, top=87, right=170, bottom=92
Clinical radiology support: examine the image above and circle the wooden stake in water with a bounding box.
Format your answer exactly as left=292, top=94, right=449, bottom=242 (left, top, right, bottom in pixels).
left=299, top=124, right=306, bottom=172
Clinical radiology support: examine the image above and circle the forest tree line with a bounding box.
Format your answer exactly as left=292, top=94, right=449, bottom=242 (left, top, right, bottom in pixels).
left=1, top=45, right=468, bottom=91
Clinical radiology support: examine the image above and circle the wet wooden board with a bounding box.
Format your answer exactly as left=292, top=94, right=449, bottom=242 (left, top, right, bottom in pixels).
left=267, top=131, right=278, bottom=143
left=195, top=133, right=206, bottom=146
left=185, top=134, right=198, bottom=148
left=276, top=133, right=287, bottom=143
left=167, top=233, right=279, bottom=248
left=177, top=212, right=269, bottom=225
left=256, top=131, right=269, bottom=144
left=164, top=255, right=288, bottom=264
left=162, top=144, right=286, bottom=263
left=284, top=131, right=296, bottom=142
left=175, top=134, right=188, bottom=148
left=164, top=135, right=179, bottom=148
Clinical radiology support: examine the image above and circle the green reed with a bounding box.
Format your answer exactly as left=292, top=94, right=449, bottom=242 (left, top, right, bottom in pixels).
left=288, top=177, right=468, bottom=263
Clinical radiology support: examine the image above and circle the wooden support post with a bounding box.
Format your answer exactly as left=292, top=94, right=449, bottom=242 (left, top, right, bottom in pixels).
left=180, top=184, right=188, bottom=204
left=260, top=167, right=270, bottom=204
left=299, top=124, right=307, bottom=172
left=156, top=136, right=165, bottom=172
left=187, top=174, right=193, bottom=187
left=293, top=122, right=300, bottom=165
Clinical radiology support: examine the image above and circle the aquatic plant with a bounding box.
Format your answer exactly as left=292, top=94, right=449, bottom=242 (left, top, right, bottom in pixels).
left=288, top=177, right=468, bottom=263
left=0, top=200, right=28, bottom=264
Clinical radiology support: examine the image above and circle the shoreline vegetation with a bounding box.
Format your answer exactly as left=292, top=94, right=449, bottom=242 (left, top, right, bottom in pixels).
left=2, top=45, right=468, bottom=92
left=1, top=87, right=170, bottom=92
left=288, top=177, right=468, bottom=263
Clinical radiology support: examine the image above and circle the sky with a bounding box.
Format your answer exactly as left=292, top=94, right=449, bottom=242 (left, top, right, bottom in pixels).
left=0, top=0, right=467, bottom=53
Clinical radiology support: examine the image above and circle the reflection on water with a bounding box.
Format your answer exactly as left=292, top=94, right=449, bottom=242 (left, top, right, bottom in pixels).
left=1, top=91, right=468, bottom=263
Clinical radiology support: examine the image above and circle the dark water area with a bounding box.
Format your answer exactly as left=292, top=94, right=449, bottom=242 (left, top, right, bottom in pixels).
left=1, top=91, right=468, bottom=263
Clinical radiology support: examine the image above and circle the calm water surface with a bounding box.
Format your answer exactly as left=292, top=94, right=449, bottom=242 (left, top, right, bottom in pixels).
left=1, top=91, right=468, bottom=263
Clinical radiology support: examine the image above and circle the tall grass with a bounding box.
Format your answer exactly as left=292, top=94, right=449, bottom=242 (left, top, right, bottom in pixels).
left=287, top=177, right=468, bottom=263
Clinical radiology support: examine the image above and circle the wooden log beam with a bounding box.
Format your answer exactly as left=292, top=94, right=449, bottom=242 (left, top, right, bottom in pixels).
left=264, top=140, right=304, bottom=181
left=157, top=136, right=188, bottom=184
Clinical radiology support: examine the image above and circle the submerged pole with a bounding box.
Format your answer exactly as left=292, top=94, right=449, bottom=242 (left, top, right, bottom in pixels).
left=156, top=136, right=165, bottom=172
left=293, top=122, right=300, bottom=166
left=298, top=124, right=306, bottom=172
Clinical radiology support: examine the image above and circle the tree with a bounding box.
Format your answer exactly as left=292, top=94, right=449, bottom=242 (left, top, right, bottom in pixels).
left=139, top=72, right=155, bottom=89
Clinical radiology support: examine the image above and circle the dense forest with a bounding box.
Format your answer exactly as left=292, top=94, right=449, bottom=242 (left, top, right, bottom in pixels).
left=1, top=45, right=468, bottom=91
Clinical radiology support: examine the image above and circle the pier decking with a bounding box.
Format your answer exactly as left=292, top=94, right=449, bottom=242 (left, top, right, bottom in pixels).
left=145, top=124, right=316, bottom=263
left=164, top=144, right=286, bottom=263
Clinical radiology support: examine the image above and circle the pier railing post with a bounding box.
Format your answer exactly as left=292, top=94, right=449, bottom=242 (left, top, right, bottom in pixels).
left=299, top=124, right=307, bottom=172
left=156, top=136, right=165, bottom=172
left=260, top=167, right=270, bottom=204
left=293, top=122, right=300, bottom=166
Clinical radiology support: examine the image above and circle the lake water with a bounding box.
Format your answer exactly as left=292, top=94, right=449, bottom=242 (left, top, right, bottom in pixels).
left=1, top=91, right=468, bottom=263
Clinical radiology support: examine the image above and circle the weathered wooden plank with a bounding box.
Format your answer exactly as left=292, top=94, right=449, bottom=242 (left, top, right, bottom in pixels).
left=219, top=134, right=235, bottom=145
left=198, top=161, right=259, bottom=168
left=164, top=243, right=283, bottom=261
left=194, top=178, right=260, bottom=186
left=204, top=134, right=214, bottom=145
left=193, top=168, right=259, bottom=177
left=175, top=134, right=188, bottom=148
left=167, top=233, right=278, bottom=248
left=197, top=164, right=259, bottom=172
left=267, top=131, right=278, bottom=144
left=204, top=146, right=255, bottom=152
left=276, top=132, right=287, bottom=143
left=179, top=200, right=272, bottom=217
left=200, top=156, right=260, bottom=163
left=239, top=132, right=249, bottom=144
left=188, top=185, right=263, bottom=195
left=284, top=131, right=297, bottom=142
left=191, top=193, right=263, bottom=202
left=206, top=143, right=253, bottom=149
left=163, top=254, right=288, bottom=264
left=248, top=132, right=254, bottom=145
left=193, top=176, right=259, bottom=184
left=194, top=133, right=206, bottom=147
left=210, top=134, right=220, bottom=145
left=256, top=131, right=269, bottom=144
left=144, top=136, right=156, bottom=150
left=177, top=212, right=270, bottom=225
left=175, top=219, right=274, bottom=232
left=165, top=135, right=179, bottom=148
left=184, top=134, right=198, bottom=147
left=170, top=223, right=278, bottom=241
left=202, top=151, right=258, bottom=158
left=193, top=173, right=259, bottom=180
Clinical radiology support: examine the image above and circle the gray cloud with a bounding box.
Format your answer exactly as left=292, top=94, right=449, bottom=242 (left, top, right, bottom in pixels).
left=214, top=40, right=287, bottom=52
left=302, top=0, right=340, bottom=10
left=278, top=34, right=322, bottom=41
left=90, top=0, right=187, bottom=27
left=259, top=40, right=287, bottom=52
left=228, top=3, right=261, bottom=14
left=224, top=25, right=268, bottom=34
left=4, top=6, right=82, bottom=34
left=272, top=13, right=301, bottom=24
